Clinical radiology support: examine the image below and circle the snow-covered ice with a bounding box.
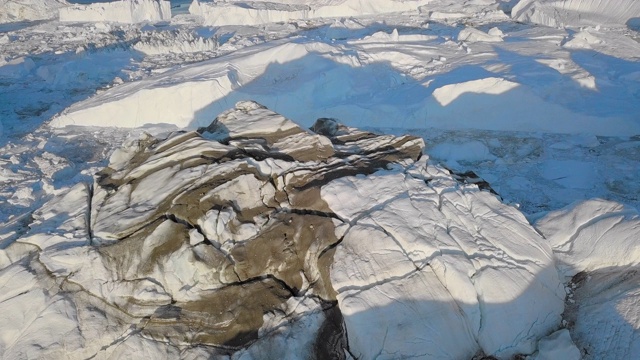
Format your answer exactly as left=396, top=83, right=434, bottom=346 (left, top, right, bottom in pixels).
left=1, top=0, right=640, bottom=358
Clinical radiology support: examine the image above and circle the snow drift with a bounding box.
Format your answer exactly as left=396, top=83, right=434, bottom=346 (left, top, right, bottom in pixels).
left=59, top=0, right=171, bottom=24
left=189, top=0, right=432, bottom=26
left=0, top=0, right=68, bottom=23
left=512, top=0, right=640, bottom=27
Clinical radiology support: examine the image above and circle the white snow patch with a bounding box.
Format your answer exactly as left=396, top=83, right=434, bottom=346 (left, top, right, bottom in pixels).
left=50, top=43, right=640, bottom=136
left=562, top=30, right=604, bottom=49
left=424, top=77, right=636, bottom=135
left=189, top=0, right=311, bottom=26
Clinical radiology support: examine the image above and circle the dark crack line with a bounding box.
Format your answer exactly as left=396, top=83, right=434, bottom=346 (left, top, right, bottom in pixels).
left=84, top=316, right=151, bottom=360
left=221, top=273, right=299, bottom=297
left=317, top=231, right=348, bottom=260
left=86, top=182, right=94, bottom=245
left=277, top=207, right=342, bottom=221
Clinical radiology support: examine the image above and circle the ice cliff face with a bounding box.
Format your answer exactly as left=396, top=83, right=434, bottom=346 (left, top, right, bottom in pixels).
left=0, top=101, right=579, bottom=359
left=189, top=0, right=434, bottom=26
left=512, top=0, right=640, bottom=27
left=59, top=0, right=171, bottom=24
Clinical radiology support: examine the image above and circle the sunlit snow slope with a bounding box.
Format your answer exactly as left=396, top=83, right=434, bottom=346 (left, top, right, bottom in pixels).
left=51, top=35, right=640, bottom=136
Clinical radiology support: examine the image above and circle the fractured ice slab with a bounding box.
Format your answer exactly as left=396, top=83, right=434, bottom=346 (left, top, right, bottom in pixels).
left=324, top=156, right=566, bottom=358
left=0, top=101, right=583, bottom=358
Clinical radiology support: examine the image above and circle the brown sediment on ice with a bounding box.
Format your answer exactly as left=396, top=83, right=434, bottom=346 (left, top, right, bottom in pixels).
left=83, top=101, right=424, bottom=350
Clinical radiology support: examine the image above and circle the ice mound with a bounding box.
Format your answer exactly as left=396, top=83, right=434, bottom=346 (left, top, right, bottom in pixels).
left=536, top=199, right=640, bottom=359
left=59, top=0, right=171, bottom=24
left=189, top=0, right=432, bottom=26
left=0, top=0, right=68, bottom=23
left=512, top=0, right=640, bottom=28
left=3, top=102, right=570, bottom=358
left=535, top=199, right=640, bottom=277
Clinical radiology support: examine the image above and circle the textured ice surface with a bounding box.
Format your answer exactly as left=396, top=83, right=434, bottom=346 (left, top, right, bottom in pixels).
left=324, top=159, right=565, bottom=358
left=1, top=102, right=573, bottom=358
left=1, top=102, right=426, bottom=358
left=536, top=199, right=640, bottom=359
left=2, top=1, right=640, bottom=357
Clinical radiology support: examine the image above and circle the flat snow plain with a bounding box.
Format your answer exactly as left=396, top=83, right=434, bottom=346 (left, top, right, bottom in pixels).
left=0, top=0, right=639, bottom=359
